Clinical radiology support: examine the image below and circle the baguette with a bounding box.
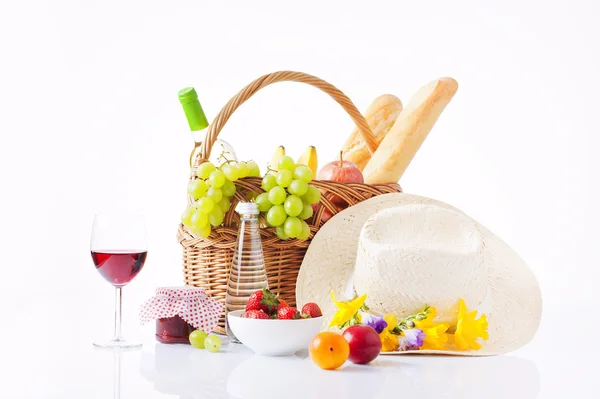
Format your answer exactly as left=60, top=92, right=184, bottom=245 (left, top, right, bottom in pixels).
left=363, top=78, right=458, bottom=184
left=341, top=94, right=403, bottom=170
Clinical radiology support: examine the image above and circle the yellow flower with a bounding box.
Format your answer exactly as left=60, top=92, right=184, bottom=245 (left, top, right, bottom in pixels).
left=379, top=314, right=399, bottom=352
left=328, top=291, right=367, bottom=328
left=414, top=307, right=450, bottom=350
left=454, top=299, right=489, bottom=350
left=384, top=314, right=398, bottom=328
left=380, top=329, right=399, bottom=352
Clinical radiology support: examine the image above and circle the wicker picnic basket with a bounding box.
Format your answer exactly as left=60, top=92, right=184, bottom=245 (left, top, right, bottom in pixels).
left=177, top=71, right=401, bottom=333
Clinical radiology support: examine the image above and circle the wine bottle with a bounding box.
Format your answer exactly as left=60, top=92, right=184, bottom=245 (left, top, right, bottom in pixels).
left=178, top=87, right=237, bottom=167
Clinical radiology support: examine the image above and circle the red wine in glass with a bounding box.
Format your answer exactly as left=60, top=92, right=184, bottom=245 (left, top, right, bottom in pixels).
left=91, top=250, right=147, bottom=287
left=91, top=212, right=147, bottom=349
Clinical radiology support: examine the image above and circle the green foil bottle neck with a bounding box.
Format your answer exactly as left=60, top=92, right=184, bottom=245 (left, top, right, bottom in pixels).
left=178, top=87, right=209, bottom=131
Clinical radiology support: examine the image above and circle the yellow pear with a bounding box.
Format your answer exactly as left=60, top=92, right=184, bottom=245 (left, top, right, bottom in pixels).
left=297, top=146, right=318, bottom=176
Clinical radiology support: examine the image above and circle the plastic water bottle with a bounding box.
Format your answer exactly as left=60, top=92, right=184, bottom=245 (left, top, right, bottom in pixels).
left=225, top=202, right=268, bottom=343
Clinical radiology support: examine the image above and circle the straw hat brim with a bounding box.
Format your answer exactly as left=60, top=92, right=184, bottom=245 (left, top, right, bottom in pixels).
left=296, top=193, right=542, bottom=356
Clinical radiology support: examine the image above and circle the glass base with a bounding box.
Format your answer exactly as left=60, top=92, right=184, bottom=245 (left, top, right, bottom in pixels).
left=93, top=338, right=142, bottom=350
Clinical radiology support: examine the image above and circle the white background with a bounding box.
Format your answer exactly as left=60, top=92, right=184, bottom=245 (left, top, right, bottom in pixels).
left=1, top=0, right=599, bottom=397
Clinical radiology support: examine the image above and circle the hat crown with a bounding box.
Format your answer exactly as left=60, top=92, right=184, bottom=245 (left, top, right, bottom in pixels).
left=353, top=204, right=487, bottom=319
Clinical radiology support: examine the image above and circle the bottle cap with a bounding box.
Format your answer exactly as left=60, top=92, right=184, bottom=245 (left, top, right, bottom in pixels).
left=236, top=202, right=260, bottom=215
left=178, top=87, right=209, bottom=131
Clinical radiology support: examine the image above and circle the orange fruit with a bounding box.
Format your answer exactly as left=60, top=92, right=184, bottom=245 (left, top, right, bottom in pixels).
left=309, top=332, right=350, bottom=370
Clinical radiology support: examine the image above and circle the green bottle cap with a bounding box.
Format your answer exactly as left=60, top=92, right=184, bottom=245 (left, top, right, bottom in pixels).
left=178, top=87, right=209, bottom=131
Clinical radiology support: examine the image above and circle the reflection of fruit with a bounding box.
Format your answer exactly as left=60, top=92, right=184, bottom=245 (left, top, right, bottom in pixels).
left=189, top=330, right=208, bottom=349
left=309, top=332, right=350, bottom=370
left=297, top=146, right=318, bottom=176
left=268, top=146, right=286, bottom=172
left=317, top=152, right=364, bottom=207
left=242, top=309, right=270, bottom=319
left=204, top=335, right=222, bottom=353
left=301, top=303, right=322, bottom=318
left=342, top=325, right=382, bottom=364
left=277, top=306, right=299, bottom=320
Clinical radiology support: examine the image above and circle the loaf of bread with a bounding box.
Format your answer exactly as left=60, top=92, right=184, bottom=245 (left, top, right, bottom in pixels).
left=363, top=78, right=458, bottom=184
left=341, top=94, right=403, bottom=170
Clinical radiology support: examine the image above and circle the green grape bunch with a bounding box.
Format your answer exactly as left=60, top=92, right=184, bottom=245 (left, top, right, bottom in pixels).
left=181, top=158, right=261, bottom=238
left=260, top=156, right=320, bottom=241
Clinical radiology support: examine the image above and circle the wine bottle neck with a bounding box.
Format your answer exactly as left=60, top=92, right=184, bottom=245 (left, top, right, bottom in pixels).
left=178, top=87, right=209, bottom=132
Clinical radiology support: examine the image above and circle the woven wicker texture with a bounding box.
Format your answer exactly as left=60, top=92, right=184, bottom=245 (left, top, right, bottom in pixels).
left=178, top=71, right=402, bottom=333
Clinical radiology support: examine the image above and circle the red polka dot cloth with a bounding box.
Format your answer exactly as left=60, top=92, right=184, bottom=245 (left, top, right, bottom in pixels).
left=140, top=286, right=223, bottom=333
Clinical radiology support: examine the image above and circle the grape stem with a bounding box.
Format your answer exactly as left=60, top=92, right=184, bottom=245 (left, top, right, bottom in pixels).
left=217, top=150, right=236, bottom=165
left=265, top=166, right=278, bottom=176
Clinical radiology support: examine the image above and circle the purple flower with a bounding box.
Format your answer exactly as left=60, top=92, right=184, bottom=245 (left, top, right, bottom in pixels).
left=361, top=313, right=388, bottom=334
left=403, top=328, right=425, bottom=349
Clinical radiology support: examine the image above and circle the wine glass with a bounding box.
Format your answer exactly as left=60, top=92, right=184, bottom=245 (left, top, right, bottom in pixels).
left=90, top=212, right=147, bottom=349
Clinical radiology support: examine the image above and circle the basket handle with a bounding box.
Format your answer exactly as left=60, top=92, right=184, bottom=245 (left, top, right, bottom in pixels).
left=197, top=71, right=378, bottom=163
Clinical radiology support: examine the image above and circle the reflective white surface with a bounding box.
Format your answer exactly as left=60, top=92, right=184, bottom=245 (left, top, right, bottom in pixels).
left=2, top=306, right=597, bottom=398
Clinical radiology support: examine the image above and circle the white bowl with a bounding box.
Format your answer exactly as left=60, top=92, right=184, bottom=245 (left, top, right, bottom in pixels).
left=227, top=310, right=323, bottom=356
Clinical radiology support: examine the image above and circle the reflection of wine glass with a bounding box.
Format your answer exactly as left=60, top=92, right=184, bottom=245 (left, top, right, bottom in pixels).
left=91, top=212, right=147, bottom=349
left=112, top=351, right=122, bottom=399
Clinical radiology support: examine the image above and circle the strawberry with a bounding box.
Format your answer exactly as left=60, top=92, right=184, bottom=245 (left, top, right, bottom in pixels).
left=301, top=303, right=322, bottom=318
left=242, top=309, right=270, bottom=319
left=260, top=288, right=281, bottom=315
left=277, top=298, right=289, bottom=310
left=277, top=306, right=300, bottom=320
left=245, top=290, right=264, bottom=312
left=245, top=288, right=280, bottom=315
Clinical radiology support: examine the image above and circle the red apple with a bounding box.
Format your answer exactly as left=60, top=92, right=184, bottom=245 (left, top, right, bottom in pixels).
left=321, top=208, right=334, bottom=223
left=318, top=203, right=345, bottom=223
left=317, top=152, right=364, bottom=207
left=342, top=325, right=382, bottom=364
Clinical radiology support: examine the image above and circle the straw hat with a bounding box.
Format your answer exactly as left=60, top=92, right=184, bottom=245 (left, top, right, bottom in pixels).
left=296, top=193, right=542, bottom=355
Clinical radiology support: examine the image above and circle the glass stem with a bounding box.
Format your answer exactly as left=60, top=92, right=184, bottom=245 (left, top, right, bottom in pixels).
left=113, top=287, right=123, bottom=341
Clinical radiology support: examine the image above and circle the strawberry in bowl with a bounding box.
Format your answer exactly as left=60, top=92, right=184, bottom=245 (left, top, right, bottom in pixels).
left=229, top=289, right=323, bottom=356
